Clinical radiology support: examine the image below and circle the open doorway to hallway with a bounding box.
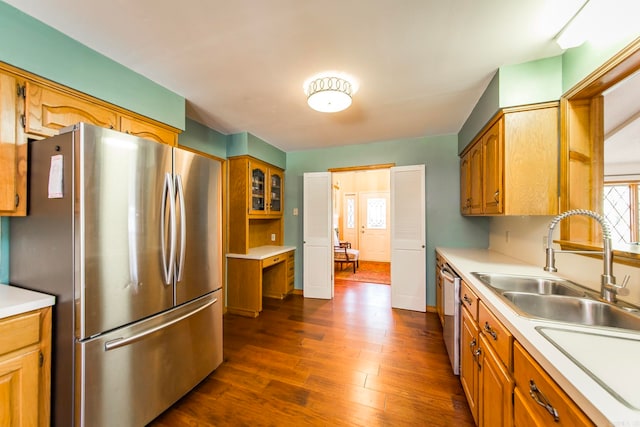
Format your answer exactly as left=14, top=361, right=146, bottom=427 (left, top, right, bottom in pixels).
left=332, top=167, right=391, bottom=285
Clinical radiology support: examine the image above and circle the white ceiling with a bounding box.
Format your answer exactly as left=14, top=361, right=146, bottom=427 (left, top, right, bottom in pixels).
left=5, top=0, right=588, bottom=151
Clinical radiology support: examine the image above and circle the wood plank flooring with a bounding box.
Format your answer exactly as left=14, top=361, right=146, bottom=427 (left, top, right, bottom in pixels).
left=148, top=280, right=474, bottom=426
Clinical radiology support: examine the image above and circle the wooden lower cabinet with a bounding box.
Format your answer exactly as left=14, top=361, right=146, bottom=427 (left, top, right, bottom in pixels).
left=478, top=333, right=514, bottom=427
left=0, top=307, right=52, bottom=427
left=513, top=342, right=594, bottom=427
left=458, top=294, right=596, bottom=427
left=227, top=249, right=295, bottom=317
left=460, top=307, right=480, bottom=424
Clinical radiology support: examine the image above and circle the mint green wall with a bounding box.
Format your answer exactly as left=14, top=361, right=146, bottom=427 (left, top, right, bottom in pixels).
left=284, top=135, right=490, bottom=307
left=458, top=56, right=563, bottom=153
left=458, top=72, right=500, bottom=153
left=227, top=132, right=286, bottom=168
left=179, top=118, right=228, bottom=158
left=499, top=56, right=562, bottom=108
left=562, top=36, right=639, bottom=92
left=0, top=1, right=185, bottom=130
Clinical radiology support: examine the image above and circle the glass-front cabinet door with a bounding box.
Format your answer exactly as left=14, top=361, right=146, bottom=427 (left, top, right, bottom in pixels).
left=250, top=165, right=266, bottom=213
left=270, top=172, right=282, bottom=213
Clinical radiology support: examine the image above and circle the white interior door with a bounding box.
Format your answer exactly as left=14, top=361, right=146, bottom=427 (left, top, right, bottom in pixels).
left=358, top=191, right=390, bottom=261
left=303, top=172, right=333, bottom=299
left=390, top=165, right=426, bottom=312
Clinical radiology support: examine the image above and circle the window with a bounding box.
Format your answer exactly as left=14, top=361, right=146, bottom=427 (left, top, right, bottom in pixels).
left=366, top=198, right=387, bottom=229
left=603, top=182, right=639, bottom=244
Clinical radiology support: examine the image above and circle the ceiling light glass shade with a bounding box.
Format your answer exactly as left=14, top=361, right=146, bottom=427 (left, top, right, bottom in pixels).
left=305, top=75, right=355, bottom=113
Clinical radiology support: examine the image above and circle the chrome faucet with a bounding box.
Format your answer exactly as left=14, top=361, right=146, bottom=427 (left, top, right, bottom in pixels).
left=544, top=209, right=630, bottom=303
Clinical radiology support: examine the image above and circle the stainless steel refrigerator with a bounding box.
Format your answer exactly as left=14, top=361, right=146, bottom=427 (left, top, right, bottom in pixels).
left=10, top=123, right=223, bottom=427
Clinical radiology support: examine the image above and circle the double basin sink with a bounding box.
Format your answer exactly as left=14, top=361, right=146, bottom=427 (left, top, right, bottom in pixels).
left=472, top=272, right=640, bottom=332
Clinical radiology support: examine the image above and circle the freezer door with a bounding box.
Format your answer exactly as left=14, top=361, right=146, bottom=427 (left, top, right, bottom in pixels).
left=80, top=124, right=174, bottom=338
left=173, top=148, right=222, bottom=304
left=76, top=290, right=223, bottom=427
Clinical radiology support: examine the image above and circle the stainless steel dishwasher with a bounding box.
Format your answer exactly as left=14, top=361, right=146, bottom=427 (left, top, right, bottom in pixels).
left=440, top=264, right=460, bottom=375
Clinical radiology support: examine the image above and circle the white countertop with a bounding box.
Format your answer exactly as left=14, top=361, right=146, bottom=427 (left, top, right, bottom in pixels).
left=0, top=284, right=55, bottom=319
left=226, top=245, right=295, bottom=260
left=436, top=247, right=640, bottom=427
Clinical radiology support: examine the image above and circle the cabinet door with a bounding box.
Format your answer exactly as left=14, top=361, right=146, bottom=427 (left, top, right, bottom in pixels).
left=479, top=333, right=514, bottom=427
left=460, top=153, right=471, bottom=214
left=460, top=307, right=479, bottom=425
left=120, top=115, right=177, bottom=146
left=25, top=81, right=117, bottom=137
left=483, top=119, right=503, bottom=214
left=0, top=72, right=26, bottom=215
left=469, top=142, right=483, bottom=214
left=249, top=161, right=268, bottom=215
left=269, top=169, right=283, bottom=213
left=0, top=350, right=40, bottom=426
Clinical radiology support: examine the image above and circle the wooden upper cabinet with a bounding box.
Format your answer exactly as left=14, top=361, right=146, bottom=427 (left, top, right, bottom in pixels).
left=25, top=81, right=117, bottom=137
left=469, top=142, right=483, bottom=214
left=482, top=120, right=503, bottom=214
left=248, top=159, right=283, bottom=217
left=0, top=70, right=27, bottom=216
left=460, top=152, right=471, bottom=214
left=459, top=102, right=558, bottom=216
left=120, top=115, right=177, bottom=146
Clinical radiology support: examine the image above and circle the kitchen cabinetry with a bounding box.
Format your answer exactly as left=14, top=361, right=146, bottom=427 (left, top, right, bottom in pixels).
left=513, top=342, right=594, bottom=427
left=25, top=80, right=118, bottom=137
left=460, top=142, right=483, bottom=214
left=0, top=306, right=52, bottom=427
left=459, top=102, right=558, bottom=216
left=248, top=159, right=283, bottom=216
left=0, top=61, right=181, bottom=217
left=227, top=248, right=295, bottom=317
left=228, top=155, right=284, bottom=254
left=459, top=283, right=514, bottom=427
left=0, top=69, right=27, bottom=215
left=460, top=300, right=480, bottom=424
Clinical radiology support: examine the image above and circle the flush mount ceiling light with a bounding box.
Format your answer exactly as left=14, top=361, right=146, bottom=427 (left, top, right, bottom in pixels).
left=304, top=72, right=358, bottom=113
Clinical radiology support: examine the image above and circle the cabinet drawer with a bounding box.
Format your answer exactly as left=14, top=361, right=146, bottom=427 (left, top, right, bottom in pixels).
left=263, top=253, right=285, bottom=268
left=478, top=301, right=512, bottom=370
left=460, top=282, right=479, bottom=321
left=0, top=311, right=41, bottom=356
left=513, top=342, right=594, bottom=427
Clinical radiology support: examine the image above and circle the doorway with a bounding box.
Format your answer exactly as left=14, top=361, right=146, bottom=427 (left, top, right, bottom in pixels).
left=332, top=168, right=391, bottom=284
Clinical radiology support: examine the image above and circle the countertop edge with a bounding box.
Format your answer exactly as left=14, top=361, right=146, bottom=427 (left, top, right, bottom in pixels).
left=0, top=284, right=56, bottom=320
left=436, top=247, right=636, bottom=427
left=226, top=245, right=296, bottom=260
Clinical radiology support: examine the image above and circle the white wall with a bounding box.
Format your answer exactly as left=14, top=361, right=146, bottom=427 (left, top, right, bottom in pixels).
left=489, top=216, right=640, bottom=307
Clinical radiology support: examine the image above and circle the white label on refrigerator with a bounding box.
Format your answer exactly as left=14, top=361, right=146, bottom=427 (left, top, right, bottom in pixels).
left=48, top=154, right=64, bottom=198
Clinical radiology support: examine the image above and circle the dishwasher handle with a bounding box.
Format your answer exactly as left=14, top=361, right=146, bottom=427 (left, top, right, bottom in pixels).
left=440, top=266, right=457, bottom=282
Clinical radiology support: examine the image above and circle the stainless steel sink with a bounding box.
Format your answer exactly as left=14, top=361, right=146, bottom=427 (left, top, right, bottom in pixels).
left=502, top=292, right=640, bottom=331
left=472, top=272, right=588, bottom=297
left=471, top=272, right=640, bottom=332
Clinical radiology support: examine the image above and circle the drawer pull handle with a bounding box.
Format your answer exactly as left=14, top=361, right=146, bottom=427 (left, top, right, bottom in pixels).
left=484, top=322, right=497, bottom=340
left=463, top=295, right=473, bottom=305
left=529, top=380, right=560, bottom=422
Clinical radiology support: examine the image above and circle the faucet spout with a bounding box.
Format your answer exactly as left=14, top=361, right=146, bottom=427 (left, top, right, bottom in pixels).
left=543, top=209, right=625, bottom=303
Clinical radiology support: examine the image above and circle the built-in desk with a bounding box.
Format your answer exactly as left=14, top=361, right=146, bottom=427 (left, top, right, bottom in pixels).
left=226, top=245, right=295, bottom=317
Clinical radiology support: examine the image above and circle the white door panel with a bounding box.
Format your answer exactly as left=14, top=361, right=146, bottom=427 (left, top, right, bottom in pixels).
left=303, top=172, right=333, bottom=299
left=391, top=165, right=426, bottom=312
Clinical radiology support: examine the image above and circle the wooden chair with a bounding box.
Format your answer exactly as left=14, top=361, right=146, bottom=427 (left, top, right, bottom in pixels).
left=333, top=229, right=359, bottom=273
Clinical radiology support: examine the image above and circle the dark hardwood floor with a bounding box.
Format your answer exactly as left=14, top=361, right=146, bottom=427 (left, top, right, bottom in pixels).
left=148, top=280, right=474, bottom=426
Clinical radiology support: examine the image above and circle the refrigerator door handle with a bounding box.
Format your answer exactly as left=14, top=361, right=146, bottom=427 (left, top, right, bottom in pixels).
left=160, top=172, right=176, bottom=285
left=104, top=297, right=218, bottom=351
left=175, top=174, right=187, bottom=282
